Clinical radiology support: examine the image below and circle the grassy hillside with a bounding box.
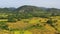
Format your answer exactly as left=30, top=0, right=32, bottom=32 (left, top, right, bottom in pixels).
left=0, top=5, right=60, bottom=34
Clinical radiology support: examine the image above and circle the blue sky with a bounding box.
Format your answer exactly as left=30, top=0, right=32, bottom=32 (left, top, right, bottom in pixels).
left=0, top=0, right=60, bottom=9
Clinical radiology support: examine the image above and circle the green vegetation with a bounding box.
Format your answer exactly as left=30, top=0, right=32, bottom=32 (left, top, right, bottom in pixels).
left=0, top=5, right=60, bottom=34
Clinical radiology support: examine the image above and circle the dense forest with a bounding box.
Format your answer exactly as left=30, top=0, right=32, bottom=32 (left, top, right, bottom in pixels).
left=0, top=5, right=60, bottom=34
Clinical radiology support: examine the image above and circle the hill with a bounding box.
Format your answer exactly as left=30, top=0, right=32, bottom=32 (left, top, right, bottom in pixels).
left=0, top=5, right=60, bottom=34
left=15, top=5, right=60, bottom=19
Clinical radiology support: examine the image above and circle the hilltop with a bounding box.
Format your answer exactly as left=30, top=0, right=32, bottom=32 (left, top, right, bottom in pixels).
left=16, top=5, right=60, bottom=19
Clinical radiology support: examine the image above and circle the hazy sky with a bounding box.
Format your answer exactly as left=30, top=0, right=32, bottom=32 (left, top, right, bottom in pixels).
left=0, top=0, right=60, bottom=8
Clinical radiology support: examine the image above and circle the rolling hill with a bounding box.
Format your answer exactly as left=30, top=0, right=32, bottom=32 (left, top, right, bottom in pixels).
left=0, top=5, right=60, bottom=34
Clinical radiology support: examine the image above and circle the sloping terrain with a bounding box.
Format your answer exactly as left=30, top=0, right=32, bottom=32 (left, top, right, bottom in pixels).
left=0, top=5, right=60, bottom=34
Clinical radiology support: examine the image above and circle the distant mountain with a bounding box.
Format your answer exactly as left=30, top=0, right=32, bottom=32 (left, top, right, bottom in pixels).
left=16, top=5, right=60, bottom=19
left=0, top=5, right=60, bottom=18
left=0, top=7, right=16, bottom=13
left=8, top=7, right=16, bottom=11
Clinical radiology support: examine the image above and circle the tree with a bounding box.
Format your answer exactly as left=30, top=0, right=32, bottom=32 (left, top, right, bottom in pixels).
left=8, top=15, right=17, bottom=22
left=0, top=22, right=9, bottom=30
